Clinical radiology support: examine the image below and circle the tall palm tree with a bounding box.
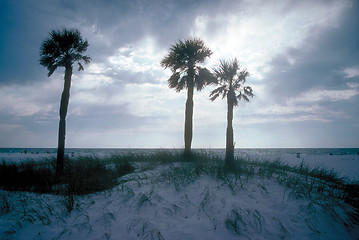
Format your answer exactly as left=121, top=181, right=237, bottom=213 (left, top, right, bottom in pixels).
left=161, top=38, right=214, bottom=156
left=40, top=28, right=91, bottom=175
left=210, top=58, right=253, bottom=166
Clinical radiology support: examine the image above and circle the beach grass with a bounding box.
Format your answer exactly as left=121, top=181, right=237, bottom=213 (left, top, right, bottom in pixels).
left=0, top=155, right=134, bottom=195
left=1, top=151, right=359, bottom=238
left=0, top=151, right=357, bottom=199
left=1, top=151, right=358, bottom=224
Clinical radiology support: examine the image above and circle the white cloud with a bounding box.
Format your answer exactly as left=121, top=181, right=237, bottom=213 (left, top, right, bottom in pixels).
left=289, top=88, right=359, bottom=103
left=72, top=72, right=114, bottom=90
left=230, top=82, right=358, bottom=125
left=117, top=83, right=188, bottom=119
left=0, top=78, right=61, bottom=117
left=343, top=66, right=359, bottom=78
left=108, top=36, right=165, bottom=74
left=236, top=114, right=331, bottom=125
left=86, top=63, right=107, bottom=74
left=347, top=82, right=359, bottom=89
left=244, top=85, right=358, bottom=124
left=256, top=104, right=321, bottom=115
left=189, top=0, right=349, bottom=80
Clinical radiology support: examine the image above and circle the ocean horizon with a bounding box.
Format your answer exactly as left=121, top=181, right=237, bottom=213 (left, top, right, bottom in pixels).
left=1, top=147, right=358, bottom=156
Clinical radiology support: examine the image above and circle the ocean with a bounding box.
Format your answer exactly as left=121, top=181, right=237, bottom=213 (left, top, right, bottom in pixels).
left=1, top=147, right=358, bottom=157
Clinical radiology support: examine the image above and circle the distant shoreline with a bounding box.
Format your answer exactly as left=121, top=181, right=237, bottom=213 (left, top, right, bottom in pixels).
left=1, top=147, right=358, bottom=155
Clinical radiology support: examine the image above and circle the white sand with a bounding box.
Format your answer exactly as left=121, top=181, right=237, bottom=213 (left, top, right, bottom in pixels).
left=239, top=152, right=359, bottom=181
left=0, top=151, right=358, bottom=239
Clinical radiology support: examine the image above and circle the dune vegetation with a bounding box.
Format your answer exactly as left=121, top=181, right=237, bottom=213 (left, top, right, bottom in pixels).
left=1, top=151, right=358, bottom=239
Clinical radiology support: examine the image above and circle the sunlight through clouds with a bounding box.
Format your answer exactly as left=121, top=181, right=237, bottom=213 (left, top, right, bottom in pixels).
left=115, top=83, right=185, bottom=117
left=72, top=68, right=114, bottom=90
left=108, top=36, right=165, bottom=74
left=190, top=0, right=349, bottom=81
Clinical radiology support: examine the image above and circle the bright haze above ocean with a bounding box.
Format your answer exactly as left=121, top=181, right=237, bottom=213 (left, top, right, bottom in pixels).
left=0, top=0, right=358, bottom=148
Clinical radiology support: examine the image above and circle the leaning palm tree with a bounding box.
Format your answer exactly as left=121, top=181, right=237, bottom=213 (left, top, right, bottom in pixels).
left=210, top=58, right=254, bottom=166
left=161, top=38, right=214, bottom=156
left=40, top=28, right=91, bottom=175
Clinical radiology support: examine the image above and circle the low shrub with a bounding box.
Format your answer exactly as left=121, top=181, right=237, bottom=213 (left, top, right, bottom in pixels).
left=0, top=156, right=134, bottom=195
left=0, top=161, right=55, bottom=192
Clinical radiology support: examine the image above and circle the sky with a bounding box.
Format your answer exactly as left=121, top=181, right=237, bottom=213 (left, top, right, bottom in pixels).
left=0, top=0, right=358, bottom=148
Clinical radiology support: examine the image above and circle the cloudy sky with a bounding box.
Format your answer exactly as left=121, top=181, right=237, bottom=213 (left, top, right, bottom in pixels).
left=0, top=0, right=358, bottom=148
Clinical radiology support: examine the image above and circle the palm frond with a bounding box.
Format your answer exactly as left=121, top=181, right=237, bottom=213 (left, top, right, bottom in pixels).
left=237, top=69, right=250, bottom=83
left=237, top=92, right=250, bottom=102
left=177, top=76, right=188, bottom=92
left=244, top=86, right=254, bottom=98
left=209, top=85, right=227, bottom=101
left=233, top=97, right=239, bottom=106
left=47, top=65, right=57, bottom=77
left=40, top=28, right=91, bottom=76
left=168, top=72, right=180, bottom=89
left=210, top=58, right=254, bottom=105
left=209, top=92, right=220, bottom=102
left=168, top=72, right=187, bottom=92
left=161, top=38, right=212, bottom=91
left=82, top=55, right=91, bottom=64
left=78, top=62, right=84, bottom=71
left=195, top=67, right=216, bottom=91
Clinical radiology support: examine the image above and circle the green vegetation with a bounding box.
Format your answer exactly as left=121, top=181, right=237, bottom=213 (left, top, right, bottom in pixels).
left=0, top=156, right=133, bottom=195
left=0, top=152, right=357, bottom=203
left=1, top=151, right=358, bottom=237
left=0, top=151, right=358, bottom=225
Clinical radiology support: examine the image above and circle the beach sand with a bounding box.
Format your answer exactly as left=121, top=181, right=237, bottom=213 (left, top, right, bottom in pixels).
left=1, top=150, right=358, bottom=239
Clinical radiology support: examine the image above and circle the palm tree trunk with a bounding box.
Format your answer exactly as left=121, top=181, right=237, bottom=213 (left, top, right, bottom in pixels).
left=184, top=80, right=194, bottom=156
left=56, top=64, right=72, bottom=176
left=225, top=96, right=234, bottom=167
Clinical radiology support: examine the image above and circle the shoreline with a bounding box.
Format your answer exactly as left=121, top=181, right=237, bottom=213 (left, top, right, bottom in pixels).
left=1, top=148, right=358, bottom=181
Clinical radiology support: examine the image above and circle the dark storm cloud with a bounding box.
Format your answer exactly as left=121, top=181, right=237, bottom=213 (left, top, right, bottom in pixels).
left=266, top=0, right=359, bottom=102
left=0, top=0, right=240, bottom=85
left=0, top=1, right=77, bottom=85
left=62, top=0, right=245, bottom=61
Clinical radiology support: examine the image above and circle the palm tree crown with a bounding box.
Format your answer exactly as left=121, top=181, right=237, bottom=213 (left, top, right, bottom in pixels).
left=161, top=38, right=214, bottom=91
left=210, top=58, right=254, bottom=104
left=40, top=28, right=91, bottom=77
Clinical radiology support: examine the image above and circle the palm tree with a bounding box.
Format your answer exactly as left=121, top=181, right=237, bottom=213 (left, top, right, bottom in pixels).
left=161, top=38, right=214, bottom=156
left=210, top=58, right=253, bottom=166
left=40, top=28, right=91, bottom=175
